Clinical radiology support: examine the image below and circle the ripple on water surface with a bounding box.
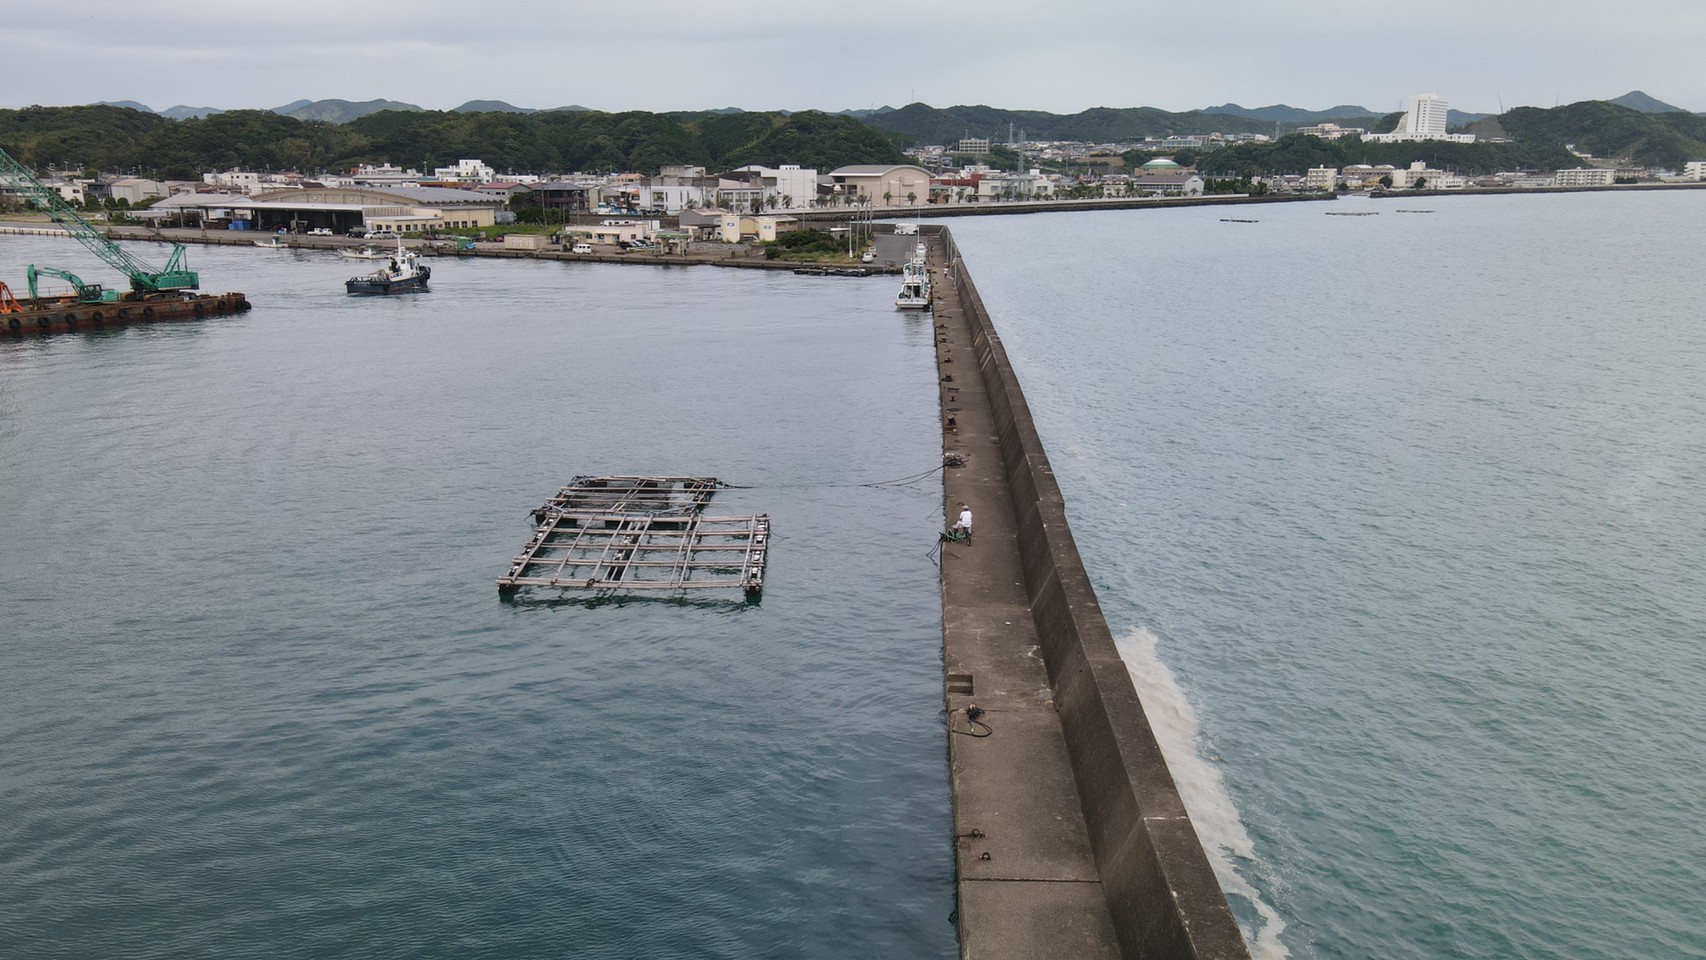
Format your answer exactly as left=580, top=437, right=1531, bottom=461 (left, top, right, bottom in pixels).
left=943, top=192, right=1706, bottom=960
left=0, top=240, right=956, bottom=960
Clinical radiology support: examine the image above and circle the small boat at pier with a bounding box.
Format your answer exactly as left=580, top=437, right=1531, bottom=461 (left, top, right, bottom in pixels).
left=339, top=244, right=386, bottom=260
left=895, top=241, right=930, bottom=310
left=345, top=240, right=430, bottom=295
left=253, top=236, right=289, bottom=248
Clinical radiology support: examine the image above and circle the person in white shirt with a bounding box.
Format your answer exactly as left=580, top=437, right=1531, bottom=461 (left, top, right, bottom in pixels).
left=951, top=503, right=973, bottom=542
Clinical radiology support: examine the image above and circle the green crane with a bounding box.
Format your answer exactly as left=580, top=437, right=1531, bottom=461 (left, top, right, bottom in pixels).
left=0, top=144, right=198, bottom=298
left=25, top=265, right=117, bottom=303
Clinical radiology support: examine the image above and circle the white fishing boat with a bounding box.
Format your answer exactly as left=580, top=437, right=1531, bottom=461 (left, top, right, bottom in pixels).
left=895, top=241, right=930, bottom=310
left=339, top=243, right=387, bottom=260
left=253, top=236, right=289, bottom=248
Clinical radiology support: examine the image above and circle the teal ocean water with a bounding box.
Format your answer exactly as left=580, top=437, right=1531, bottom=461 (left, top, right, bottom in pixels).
left=0, top=239, right=957, bottom=959
left=943, top=192, right=1706, bottom=959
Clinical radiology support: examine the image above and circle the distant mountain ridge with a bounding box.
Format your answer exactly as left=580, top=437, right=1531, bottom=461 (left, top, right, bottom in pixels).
left=160, top=105, right=224, bottom=120
left=67, top=93, right=1705, bottom=145
left=1205, top=102, right=1379, bottom=123
left=455, top=100, right=529, bottom=114
left=273, top=98, right=425, bottom=122
left=1608, top=90, right=1688, bottom=113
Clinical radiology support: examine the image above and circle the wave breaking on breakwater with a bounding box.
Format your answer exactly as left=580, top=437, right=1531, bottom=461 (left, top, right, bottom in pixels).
left=1114, top=626, right=1291, bottom=960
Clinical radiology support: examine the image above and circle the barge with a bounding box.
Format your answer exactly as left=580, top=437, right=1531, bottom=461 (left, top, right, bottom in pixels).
left=2, top=290, right=253, bottom=337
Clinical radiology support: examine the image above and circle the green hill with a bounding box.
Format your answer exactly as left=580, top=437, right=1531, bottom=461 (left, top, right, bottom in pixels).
left=1195, top=133, right=1575, bottom=178
left=0, top=105, right=904, bottom=179
left=1200, top=99, right=1706, bottom=176
left=866, top=103, right=1264, bottom=144
left=1494, top=100, right=1706, bottom=166
left=1, top=104, right=171, bottom=171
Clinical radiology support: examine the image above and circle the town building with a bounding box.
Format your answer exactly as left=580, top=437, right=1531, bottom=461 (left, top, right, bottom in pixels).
left=826, top=164, right=934, bottom=206
left=560, top=219, right=661, bottom=246
left=1554, top=167, right=1616, bottom=187
left=150, top=185, right=502, bottom=233
left=39, top=177, right=84, bottom=204
left=1129, top=173, right=1205, bottom=197
left=431, top=159, right=496, bottom=183
left=1363, top=93, right=1476, bottom=144
left=956, top=138, right=991, bottom=155
left=204, top=168, right=260, bottom=192
left=731, top=164, right=819, bottom=210
left=929, top=173, right=982, bottom=203
left=1296, top=123, right=1366, bottom=141
left=975, top=169, right=1056, bottom=201
left=320, top=163, right=423, bottom=190
left=1381, top=161, right=1466, bottom=190
left=108, top=178, right=168, bottom=204
left=1304, top=166, right=1339, bottom=191
left=526, top=180, right=597, bottom=215
left=1683, top=161, right=1706, bottom=181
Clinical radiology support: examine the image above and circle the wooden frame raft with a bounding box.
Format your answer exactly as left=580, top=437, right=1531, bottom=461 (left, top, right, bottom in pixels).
left=499, top=475, right=769, bottom=598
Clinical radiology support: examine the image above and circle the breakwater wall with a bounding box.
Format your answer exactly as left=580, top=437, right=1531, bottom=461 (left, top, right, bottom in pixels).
left=934, top=224, right=1250, bottom=959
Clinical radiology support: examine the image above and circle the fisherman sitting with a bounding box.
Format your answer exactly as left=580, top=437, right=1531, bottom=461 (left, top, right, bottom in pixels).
left=949, top=503, right=973, bottom=543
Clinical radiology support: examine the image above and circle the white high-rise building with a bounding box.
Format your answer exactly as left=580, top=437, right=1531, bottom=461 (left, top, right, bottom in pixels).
left=1363, top=93, right=1476, bottom=144
left=1406, top=93, right=1449, bottom=137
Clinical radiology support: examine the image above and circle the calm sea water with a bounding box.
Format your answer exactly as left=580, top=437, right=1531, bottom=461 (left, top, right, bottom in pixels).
left=942, top=192, right=1706, bottom=960
left=0, top=239, right=957, bottom=959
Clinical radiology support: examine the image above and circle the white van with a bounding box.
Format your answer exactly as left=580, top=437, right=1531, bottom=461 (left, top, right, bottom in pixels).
left=571, top=243, right=593, bottom=254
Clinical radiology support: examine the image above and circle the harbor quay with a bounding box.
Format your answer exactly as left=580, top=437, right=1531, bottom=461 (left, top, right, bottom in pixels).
left=4, top=190, right=1336, bottom=278
left=926, top=226, right=1251, bottom=960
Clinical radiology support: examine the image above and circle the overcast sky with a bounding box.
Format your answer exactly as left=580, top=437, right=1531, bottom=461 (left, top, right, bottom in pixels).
left=11, top=1, right=1705, bottom=116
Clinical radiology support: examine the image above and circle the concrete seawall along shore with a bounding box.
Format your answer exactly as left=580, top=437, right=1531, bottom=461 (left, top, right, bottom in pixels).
left=927, top=226, right=1252, bottom=960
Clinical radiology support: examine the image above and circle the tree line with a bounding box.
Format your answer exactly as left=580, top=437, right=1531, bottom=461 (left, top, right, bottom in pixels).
left=0, top=105, right=908, bottom=180
left=1192, top=134, right=1578, bottom=179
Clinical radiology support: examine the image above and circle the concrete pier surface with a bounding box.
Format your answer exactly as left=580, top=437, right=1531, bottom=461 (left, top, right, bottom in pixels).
left=928, top=228, right=1251, bottom=960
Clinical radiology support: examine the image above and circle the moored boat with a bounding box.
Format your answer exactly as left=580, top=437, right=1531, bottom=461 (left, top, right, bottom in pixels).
left=895, top=241, right=930, bottom=310
left=345, top=240, right=430, bottom=295
left=339, top=243, right=386, bottom=260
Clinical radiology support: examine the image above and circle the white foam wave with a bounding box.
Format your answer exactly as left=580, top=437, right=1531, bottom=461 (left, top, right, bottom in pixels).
left=1113, top=626, right=1291, bottom=960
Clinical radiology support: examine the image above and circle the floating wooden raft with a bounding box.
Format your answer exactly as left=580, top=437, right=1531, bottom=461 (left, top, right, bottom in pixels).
left=498, top=512, right=770, bottom=597
left=502, top=475, right=768, bottom=597
left=530, top=475, right=722, bottom=524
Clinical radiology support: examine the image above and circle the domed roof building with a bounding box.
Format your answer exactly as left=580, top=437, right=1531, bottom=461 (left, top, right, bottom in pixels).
left=1139, top=157, right=1184, bottom=171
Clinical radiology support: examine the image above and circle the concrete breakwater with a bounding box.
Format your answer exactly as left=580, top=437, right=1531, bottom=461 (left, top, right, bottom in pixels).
left=930, top=225, right=1250, bottom=959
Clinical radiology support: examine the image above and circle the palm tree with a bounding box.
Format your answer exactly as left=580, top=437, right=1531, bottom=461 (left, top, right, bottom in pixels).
left=780, top=194, right=793, bottom=210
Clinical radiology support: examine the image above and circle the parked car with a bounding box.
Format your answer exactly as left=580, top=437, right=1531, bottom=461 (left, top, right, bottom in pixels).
left=364, top=230, right=398, bottom=240
left=861, top=250, right=875, bottom=263
left=571, top=243, right=594, bottom=254
left=308, top=227, right=333, bottom=236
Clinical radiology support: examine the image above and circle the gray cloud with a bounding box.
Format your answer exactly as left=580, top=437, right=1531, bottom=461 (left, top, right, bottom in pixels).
left=11, top=0, right=1705, bottom=114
